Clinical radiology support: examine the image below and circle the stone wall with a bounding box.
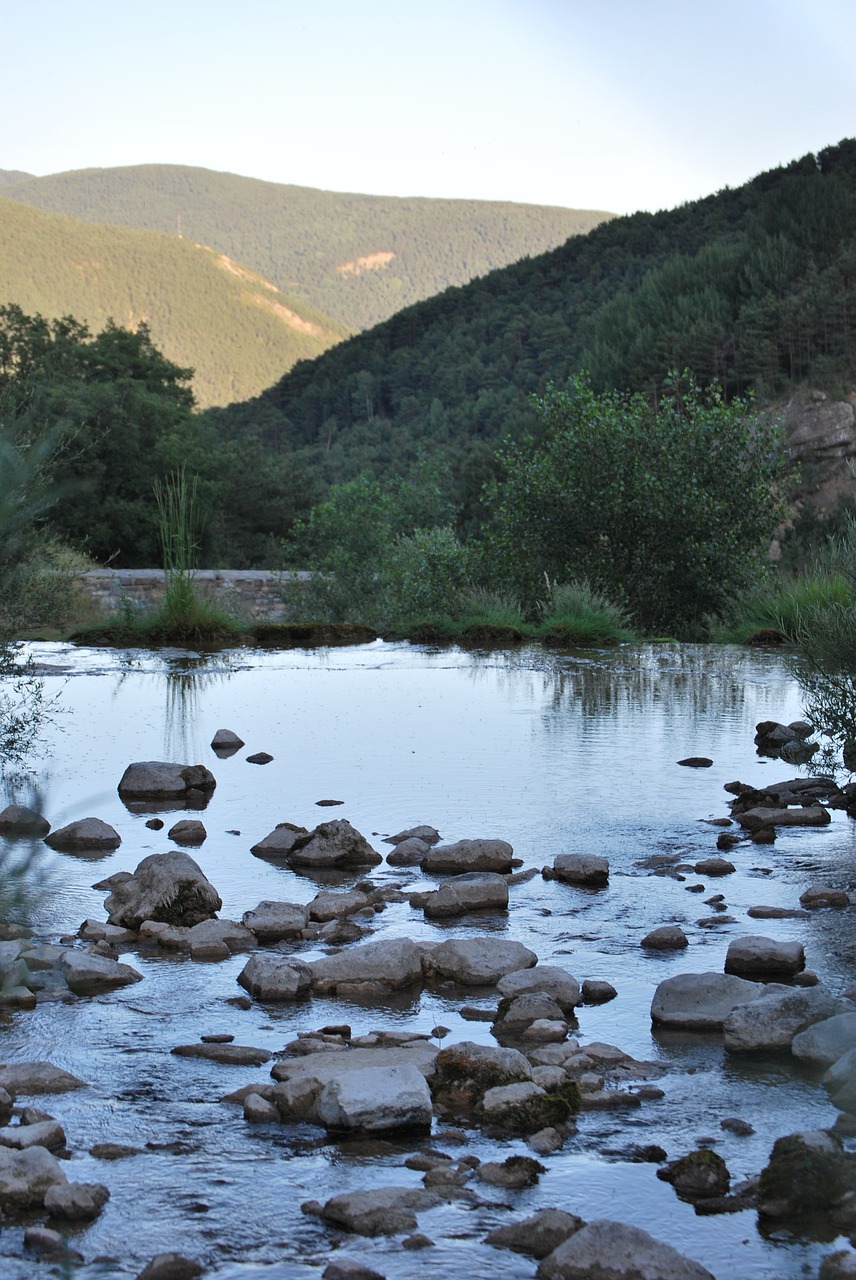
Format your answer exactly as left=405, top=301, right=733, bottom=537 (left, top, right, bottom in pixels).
left=79, top=570, right=310, bottom=623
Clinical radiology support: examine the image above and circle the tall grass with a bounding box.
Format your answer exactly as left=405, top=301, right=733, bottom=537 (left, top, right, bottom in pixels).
left=716, top=571, right=854, bottom=645
left=536, top=578, right=633, bottom=646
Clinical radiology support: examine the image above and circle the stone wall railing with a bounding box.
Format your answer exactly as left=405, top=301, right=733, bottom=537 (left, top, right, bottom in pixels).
left=79, top=569, right=310, bottom=623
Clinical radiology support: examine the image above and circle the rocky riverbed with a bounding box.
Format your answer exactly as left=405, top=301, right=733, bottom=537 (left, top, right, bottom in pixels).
left=1, top=640, right=856, bottom=1279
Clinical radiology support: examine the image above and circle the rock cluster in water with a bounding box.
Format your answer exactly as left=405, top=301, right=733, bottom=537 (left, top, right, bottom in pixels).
left=4, top=732, right=856, bottom=1279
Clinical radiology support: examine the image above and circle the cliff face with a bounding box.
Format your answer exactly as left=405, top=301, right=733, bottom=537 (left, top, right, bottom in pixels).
left=785, top=390, right=856, bottom=519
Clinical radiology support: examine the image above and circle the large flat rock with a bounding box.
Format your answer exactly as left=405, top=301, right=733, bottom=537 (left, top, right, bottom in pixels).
left=650, top=972, right=765, bottom=1030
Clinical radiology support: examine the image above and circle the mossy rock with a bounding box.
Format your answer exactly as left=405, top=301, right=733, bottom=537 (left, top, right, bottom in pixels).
left=657, top=1148, right=730, bottom=1201
left=757, top=1131, right=852, bottom=1219
left=483, top=1079, right=581, bottom=1134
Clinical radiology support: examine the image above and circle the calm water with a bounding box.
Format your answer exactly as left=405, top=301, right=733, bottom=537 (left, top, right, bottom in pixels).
left=2, top=639, right=855, bottom=1279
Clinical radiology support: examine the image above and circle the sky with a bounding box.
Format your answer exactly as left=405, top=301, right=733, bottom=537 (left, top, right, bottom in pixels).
left=2, top=0, right=854, bottom=216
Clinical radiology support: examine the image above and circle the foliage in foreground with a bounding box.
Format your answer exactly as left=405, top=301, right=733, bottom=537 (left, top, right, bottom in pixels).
left=486, top=373, right=789, bottom=635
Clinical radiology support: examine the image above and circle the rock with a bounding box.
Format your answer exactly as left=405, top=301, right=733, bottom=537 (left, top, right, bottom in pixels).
left=237, top=955, right=313, bottom=1001
left=486, top=1209, right=585, bottom=1258
left=319, top=1185, right=435, bottom=1235
left=167, top=819, right=207, bottom=846
left=246, top=752, right=273, bottom=764
left=307, top=890, right=370, bottom=921
left=386, top=838, right=430, bottom=866
left=480, top=1079, right=579, bottom=1132
left=493, top=992, right=567, bottom=1038
left=45, top=817, right=121, bottom=853
left=0, top=805, right=50, bottom=837
left=0, top=1089, right=12, bottom=1125
left=136, top=1254, right=204, bottom=1280
left=384, top=824, right=441, bottom=846
left=422, top=838, right=513, bottom=874
left=44, top=1179, right=109, bottom=1219
left=271, top=1045, right=437, bottom=1123
left=477, top=1155, right=545, bottom=1187
left=243, top=1092, right=279, bottom=1123
left=310, top=938, right=423, bottom=995
left=0, top=1145, right=67, bottom=1208
left=551, top=854, right=609, bottom=886
left=211, top=728, right=244, bottom=751
left=724, top=935, right=805, bottom=979
left=757, top=1129, right=849, bottom=1218
left=0, top=1061, right=87, bottom=1094
left=90, top=1142, right=144, bottom=1159
left=241, top=900, right=308, bottom=939
left=431, top=1041, right=532, bottom=1109
left=581, top=979, right=617, bottom=1004
left=118, top=761, right=216, bottom=801
left=792, top=1014, right=856, bottom=1067
left=101, top=851, right=222, bottom=929
left=536, top=1219, right=715, bottom=1279
left=289, top=819, right=382, bottom=868
left=425, top=938, right=537, bottom=986
left=250, top=823, right=310, bottom=860
left=724, top=984, right=839, bottom=1052
left=824, top=1047, right=856, bottom=1112
left=650, top=972, right=765, bottom=1030
left=77, top=919, right=138, bottom=944
left=422, top=872, right=509, bottom=917
left=186, top=918, right=255, bottom=960
left=747, top=905, right=810, bottom=919
left=323, top=1259, right=386, bottom=1280
left=24, top=1226, right=83, bottom=1262
left=737, top=804, right=830, bottom=829
left=657, top=1149, right=730, bottom=1201
left=0, top=1121, right=66, bottom=1151
left=171, top=1043, right=272, bottom=1066
left=497, top=966, right=582, bottom=1012
left=641, top=925, right=688, bottom=950
left=800, top=884, right=851, bottom=909
left=316, top=1063, right=433, bottom=1132
left=678, top=757, right=713, bottom=767
left=57, top=949, right=142, bottom=994
left=820, top=1250, right=856, bottom=1279
left=694, top=858, right=735, bottom=876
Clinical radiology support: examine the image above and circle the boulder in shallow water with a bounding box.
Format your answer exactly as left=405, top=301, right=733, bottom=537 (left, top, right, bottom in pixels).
left=498, top=966, right=582, bottom=1013
left=44, top=1179, right=109, bottom=1220
left=310, top=937, right=423, bottom=995
left=250, top=823, right=310, bottom=860
left=422, top=838, right=513, bottom=874
left=57, top=950, right=142, bottom=995
left=288, top=819, right=381, bottom=868
left=486, top=1207, right=585, bottom=1259
left=536, top=1219, right=715, bottom=1279
left=723, top=984, right=839, bottom=1052
left=422, top=872, right=509, bottom=918
left=0, top=1145, right=67, bottom=1209
left=757, top=1129, right=850, bottom=1218
left=45, top=818, right=120, bottom=853
left=0, top=805, right=50, bottom=837
left=724, top=935, right=805, bottom=979
left=118, top=761, right=216, bottom=801
left=100, top=851, right=222, bottom=929
left=425, top=938, right=536, bottom=986
left=650, top=972, right=764, bottom=1031
left=241, top=900, right=308, bottom=940
left=167, top=820, right=207, bottom=846
left=0, top=1061, right=87, bottom=1095
left=551, top=854, right=609, bottom=887
left=237, top=954, right=312, bottom=1001
left=316, top=1062, right=433, bottom=1132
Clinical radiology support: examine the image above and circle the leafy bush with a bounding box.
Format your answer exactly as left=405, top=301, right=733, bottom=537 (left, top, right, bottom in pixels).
left=486, top=373, right=789, bottom=635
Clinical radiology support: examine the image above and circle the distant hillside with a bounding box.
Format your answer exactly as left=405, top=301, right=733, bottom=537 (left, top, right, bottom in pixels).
left=1, top=164, right=613, bottom=332
left=0, top=197, right=348, bottom=406
left=0, top=170, right=33, bottom=187
left=205, top=138, right=856, bottom=526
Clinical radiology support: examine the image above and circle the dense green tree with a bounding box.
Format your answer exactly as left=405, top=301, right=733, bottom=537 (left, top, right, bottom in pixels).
left=485, top=374, right=789, bottom=634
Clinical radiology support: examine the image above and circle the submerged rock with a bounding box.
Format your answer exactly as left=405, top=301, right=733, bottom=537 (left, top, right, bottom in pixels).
left=0, top=1062, right=87, bottom=1095
left=486, top=1208, right=585, bottom=1259
left=318, top=1185, right=437, bottom=1236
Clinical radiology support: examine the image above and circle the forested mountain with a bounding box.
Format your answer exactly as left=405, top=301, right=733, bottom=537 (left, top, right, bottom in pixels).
left=0, top=197, right=348, bottom=406
left=0, top=170, right=33, bottom=187
left=205, top=138, right=856, bottom=527
left=1, top=164, right=612, bottom=332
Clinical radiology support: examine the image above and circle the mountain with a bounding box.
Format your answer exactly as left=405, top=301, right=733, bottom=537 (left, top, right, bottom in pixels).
left=0, top=197, right=348, bottom=406
left=204, top=139, right=856, bottom=527
left=0, top=170, right=33, bottom=187
left=1, top=164, right=613, bottom=332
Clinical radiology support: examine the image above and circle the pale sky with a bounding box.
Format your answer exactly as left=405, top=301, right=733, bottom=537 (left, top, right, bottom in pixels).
left=2, top=0, right=854, bottom=215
